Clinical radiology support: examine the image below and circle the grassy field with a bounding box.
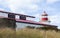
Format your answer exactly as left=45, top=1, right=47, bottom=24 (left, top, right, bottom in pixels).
left=0, top=28, right=60, bottom=38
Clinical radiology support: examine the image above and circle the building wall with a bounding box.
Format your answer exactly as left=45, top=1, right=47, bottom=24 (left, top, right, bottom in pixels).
left=0, top=18, right=16, bottom=29
left=16, top=22, right=44, bottom=30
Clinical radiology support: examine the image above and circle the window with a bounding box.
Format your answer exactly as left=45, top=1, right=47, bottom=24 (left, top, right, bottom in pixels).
left=20, top=15, right=26, bottom=20
left=8, top=13, right=15, bottom=19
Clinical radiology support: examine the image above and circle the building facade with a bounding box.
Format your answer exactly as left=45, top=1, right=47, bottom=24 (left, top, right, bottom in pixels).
left=0, top=10, right=58, bottom=30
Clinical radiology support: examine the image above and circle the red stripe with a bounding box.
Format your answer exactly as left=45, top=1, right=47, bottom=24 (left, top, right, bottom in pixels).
left=0, top=16, right=57, bottom=27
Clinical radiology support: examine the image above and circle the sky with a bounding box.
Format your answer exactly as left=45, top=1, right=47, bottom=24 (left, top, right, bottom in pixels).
left=0, top=0, right=60, bottom=29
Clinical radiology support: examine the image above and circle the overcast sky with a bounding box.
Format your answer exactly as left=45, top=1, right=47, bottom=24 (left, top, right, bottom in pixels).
left=0, top=0, right=60, bottom=29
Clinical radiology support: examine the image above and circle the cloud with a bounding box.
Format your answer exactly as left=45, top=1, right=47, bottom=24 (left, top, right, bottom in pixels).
left=0, top=8, right=5, bottom=11
left=4, top=0, right=42, bottom=14
left=49, top=15, right=60, bottom=24
left=49, top=14, right=60, bottom=29
left=0, top=0, right=45, bottom=14
left=46, top=0, right=60, bottom=4
left=46, top=7, right=56, bottom=11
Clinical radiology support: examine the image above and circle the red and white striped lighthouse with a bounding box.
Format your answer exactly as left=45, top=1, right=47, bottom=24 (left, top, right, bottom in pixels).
left=40, top=11, right=50, bottom=24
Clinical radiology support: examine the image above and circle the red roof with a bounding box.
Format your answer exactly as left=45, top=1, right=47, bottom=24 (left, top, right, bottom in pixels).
left=16, top=19, right=57, bottom=27
left=0, top=16, right=57, bottom=27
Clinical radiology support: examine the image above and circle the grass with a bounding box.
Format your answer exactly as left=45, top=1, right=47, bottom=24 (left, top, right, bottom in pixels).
left=0, top=28, right=60, bottom=38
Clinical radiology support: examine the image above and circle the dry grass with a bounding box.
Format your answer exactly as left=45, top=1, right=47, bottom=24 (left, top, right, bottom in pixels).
left=0, top=28, right=15, bottom=38
left=16, top=28, right=60, bottom=38
left=0, top=28, right=60, bottom=38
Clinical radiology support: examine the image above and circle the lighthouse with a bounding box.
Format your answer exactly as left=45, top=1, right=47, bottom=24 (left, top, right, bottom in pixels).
left=40, top=11, right=50, bottom=24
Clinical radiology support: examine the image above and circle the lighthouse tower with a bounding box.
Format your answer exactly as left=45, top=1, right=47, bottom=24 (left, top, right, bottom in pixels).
left=40, top=11, right=50, bottom=24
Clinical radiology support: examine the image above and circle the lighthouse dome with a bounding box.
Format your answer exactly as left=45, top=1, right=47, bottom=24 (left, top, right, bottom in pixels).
left=42, top=11, right=48, bottom=16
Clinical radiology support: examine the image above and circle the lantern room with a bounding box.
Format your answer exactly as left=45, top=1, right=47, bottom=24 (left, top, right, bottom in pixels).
left=41, top=11, right=48, bottom=21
